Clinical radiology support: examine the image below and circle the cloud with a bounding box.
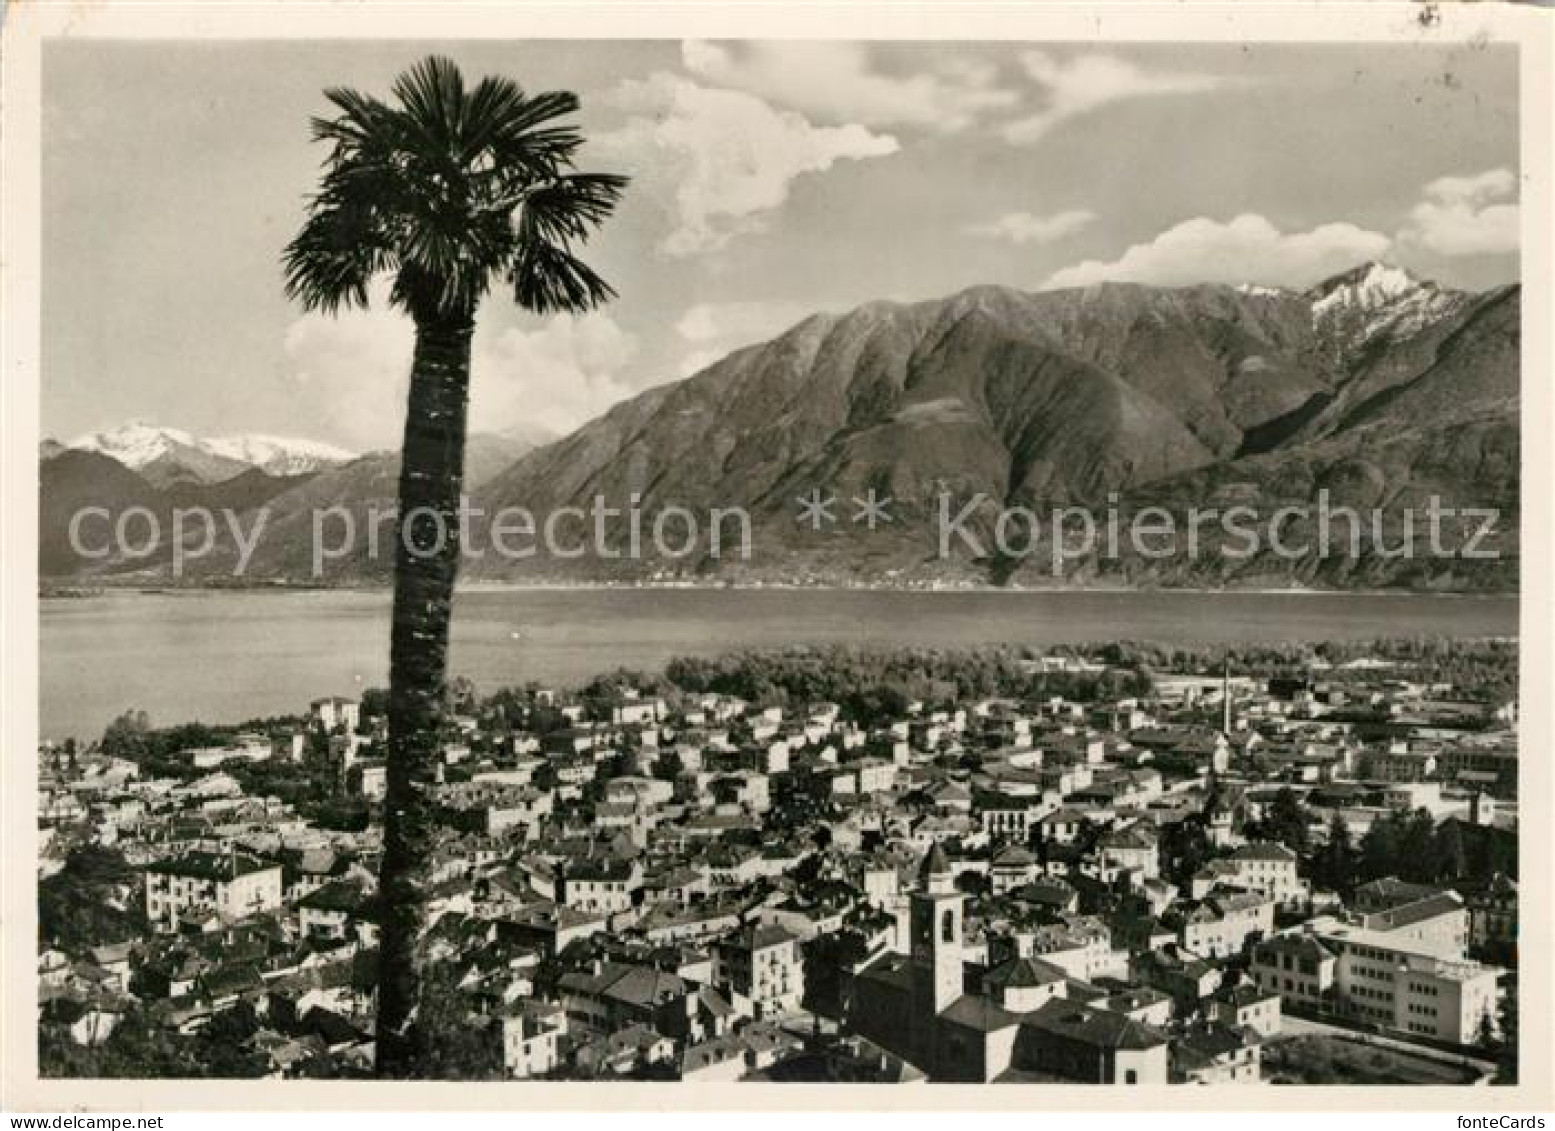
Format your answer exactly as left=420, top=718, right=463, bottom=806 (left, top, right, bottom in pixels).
left=675, top=300, right=807, bottom=344
left=673, top=299, right=811, bottom=376
left=1044, top=214, right=1392, bottom=290
left=284, top=286, right=644, bottom=449
left=1398, top=167, right=1519, bottom=256
left=1004, top=51, right=1227, bottom=144
left=282, top=299, right=413, bottom=452
left=474, top=315, right=643, bottom=439
left=964, top=209, right=1095, bottom=246
left=595, top=73, right=899, bottom=257
left=681, top=40, right=1016, bottom=132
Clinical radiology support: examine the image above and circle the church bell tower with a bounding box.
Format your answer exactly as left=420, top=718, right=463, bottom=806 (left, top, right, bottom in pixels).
left=909, top=843, right=964, bottom=1018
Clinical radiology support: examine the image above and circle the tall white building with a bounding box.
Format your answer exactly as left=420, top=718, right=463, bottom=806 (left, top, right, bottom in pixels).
left=1224, top=841, right=1310, bottom=907
left=143, top=851, right=283, bottom=931
left=1253, top=919, right=1501, bottom=1045
left=311, top=696, right=360, bottom=733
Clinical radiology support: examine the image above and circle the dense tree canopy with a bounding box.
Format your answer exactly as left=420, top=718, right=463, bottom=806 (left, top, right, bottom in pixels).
left=39, top=846, right=145, bottom=953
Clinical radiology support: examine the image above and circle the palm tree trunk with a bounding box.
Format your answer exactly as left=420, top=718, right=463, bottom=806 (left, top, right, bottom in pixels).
left=375, top=315, right=473, bottom=1078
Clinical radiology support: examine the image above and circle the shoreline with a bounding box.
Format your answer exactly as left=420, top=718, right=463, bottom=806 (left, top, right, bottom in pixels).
left=38, top=597, right=1520, bottom=743
left=39, top=580, right=1521, bottom=600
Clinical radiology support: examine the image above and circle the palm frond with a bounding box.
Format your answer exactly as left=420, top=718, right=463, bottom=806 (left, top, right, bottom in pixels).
left=517, top=173, right=629, bottom=243
left=390, top=55, right=467, bottom=151
left=483, top=90, right=586, bottom=179
left=313, top=87, right=393, bottom=148
left=459, top=74, right=530, bottom=163
left=285, top=57, right=624, bottom=326
left=489, top=89, right=583, bottom=141
left=282, top=204, right=390, bottom=313
left=509, top=236, right=618, bottom=315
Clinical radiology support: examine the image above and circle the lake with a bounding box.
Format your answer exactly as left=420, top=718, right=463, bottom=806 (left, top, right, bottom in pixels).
left=39, top=587, right=1518, bottom=742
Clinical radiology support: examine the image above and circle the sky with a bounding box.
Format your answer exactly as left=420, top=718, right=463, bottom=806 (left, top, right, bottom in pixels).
left=42, top=39, right=1520, bottom=453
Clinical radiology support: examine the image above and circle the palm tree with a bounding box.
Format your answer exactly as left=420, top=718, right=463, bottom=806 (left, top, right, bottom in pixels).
left=283, top=55, right=625, bottom=1077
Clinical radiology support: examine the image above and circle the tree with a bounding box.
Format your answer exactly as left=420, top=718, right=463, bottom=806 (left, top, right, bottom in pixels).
left=359, top=686, right=391, bottom=718
left=652, top=749, right=684, bottom=784
left=1475, top=1008, right=1500, bottom=1057
left=447, top=676, right=478, bottom=715
left=1312, top=814, right=1358, bottom=898
left=1074, top=818, right=1104, bottom=859
left=1434, top=819, right=1468, bottom=882
left=413, top=965, right=505, bottom=1080
left=39, top=845, right=146, bottom=953
left=792, top=852, right=826, bottom=889
left=100, top=709, right=151, bottom=758
left=1397, top=809, right=1438, bottom=883
left=1358, top=815, right=1401, bottom=883
left=1161, top=815, right=1212, bottom=889
left=802, top=929, right=871, bottom=1019
left=284, top=55, right=625, bottom=1078
left=1259, top=788, right=1311, bottom=854
left=40, top=1004, right=267, bottom=1079
left=955, top=871, right=991, bottom=897
left=1495, top=977, right=1518, bottom=1084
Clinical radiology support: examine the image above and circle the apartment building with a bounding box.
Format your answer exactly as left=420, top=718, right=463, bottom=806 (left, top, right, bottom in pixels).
left=1316, top=921, right=1501, bottom=1043
left=1355, top=889, right=1470, bottom=960
left=715, top=923, right=804, bottom=1019
left=1434, top=746, right=1516, bottom=798
left=1224, top=842, right=1309, bottom=907
left=1253, top=921, right=1501, bottom=1045
left=310, top=696, right=360, bottom=733
left=1250, top=934, right=1337, bottom=1008
left=1169, top=891, right=1276, bottom=960
left=561, top=858, right=642, bottom=917
left=143, top=851, right=283, bottom=930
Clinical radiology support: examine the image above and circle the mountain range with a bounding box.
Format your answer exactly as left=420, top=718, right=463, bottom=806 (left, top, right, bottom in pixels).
left=39, top=262, right=1519, bottom=590
left=61, top=422, right=357, bottom=487
left=38, top=427, right=547, bottom=580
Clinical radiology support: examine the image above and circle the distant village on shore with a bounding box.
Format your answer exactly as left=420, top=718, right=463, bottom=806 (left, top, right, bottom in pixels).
left=38, top=640, right=1519, bottom=1085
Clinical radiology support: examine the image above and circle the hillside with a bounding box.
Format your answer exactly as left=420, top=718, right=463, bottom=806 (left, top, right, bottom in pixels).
left=40, top=429, right=547, bottom=582
left=459, top=264, right=1518, bottom=588
left=41, top=263, right=1519, bottom=590
left=63, top=422, right=353, bottom=486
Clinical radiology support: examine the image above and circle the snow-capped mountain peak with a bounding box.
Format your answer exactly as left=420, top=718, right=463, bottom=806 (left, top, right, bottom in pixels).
left=1307, top=261, right=1464, bottom=350
left=1364, top=262, right=1419, bottom=295
left=67, top=421, right=201, bottom=470
left=64, top=421, right=355, bottom=483
left=1309, top=261, right=1433, bottom=318
left=203, top=433, right=356, bottom=477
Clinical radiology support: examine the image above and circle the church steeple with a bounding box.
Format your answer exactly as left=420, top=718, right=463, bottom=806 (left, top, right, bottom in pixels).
left=920, top=842, right=955, bottom=895
left=909, top=843, right=964, bottom=1018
